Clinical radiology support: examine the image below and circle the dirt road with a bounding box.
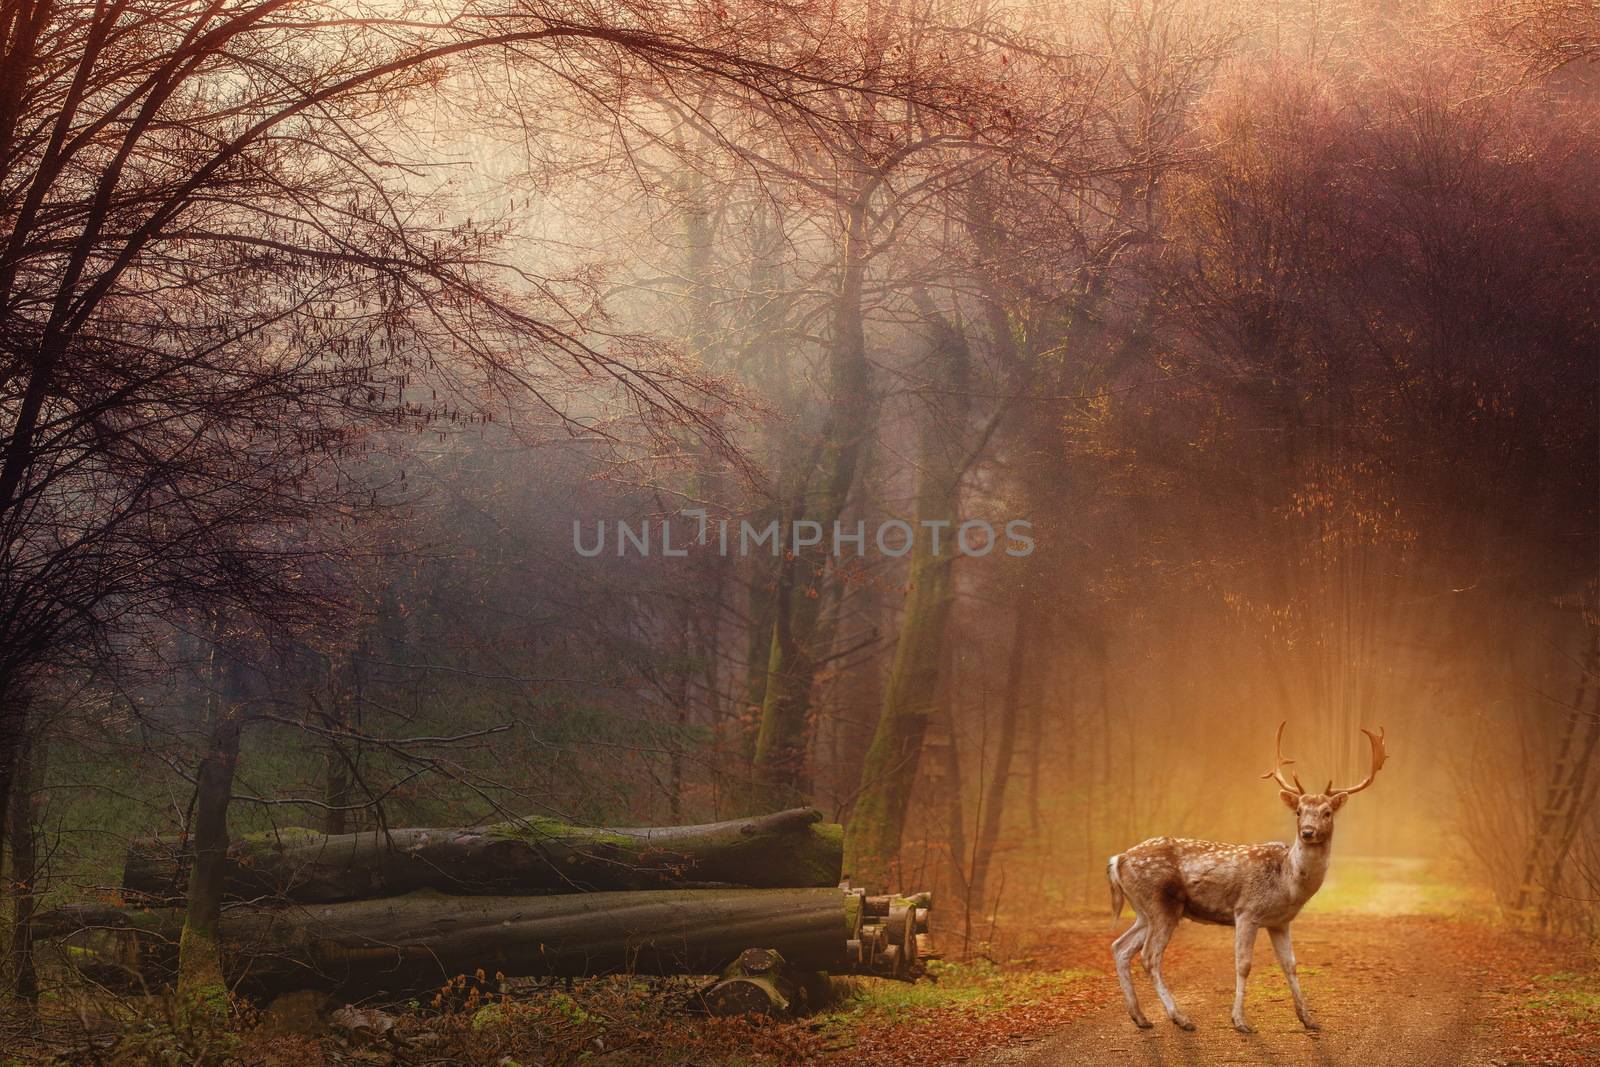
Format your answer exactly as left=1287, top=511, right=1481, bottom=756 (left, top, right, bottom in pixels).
left=991, top=914, right=1506, bottom=1067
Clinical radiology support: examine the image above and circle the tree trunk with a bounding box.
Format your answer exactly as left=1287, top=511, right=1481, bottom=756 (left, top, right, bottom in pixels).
left=967, top=595, right=1034, bottom=916
left=831, top=578, right=884, bottom=806
left=938, top=700, right=970, bottom=945
left=844, top=298, right=971, bottom=891
left=732, top=200, right=790, bottom=787
left=7, top=727, right=40, bottom=1003
left=750, top=562, right=826, bottom=806
left=749, top=189, right=875, bottom=809
left=0, top=682, right=22, bottom=914
left=126, top=807, right=844, bottom=904
left=1027, top=639, right=1049, bottom=836
left=737, top=554, right=779, bottom=772
left=669, top=623, right=692, bottom=822
left=320, top=649, right=359, bottom=837
left=44, top=888, right=851, bottom=998
left=177, top=620, right=243, bottom=1014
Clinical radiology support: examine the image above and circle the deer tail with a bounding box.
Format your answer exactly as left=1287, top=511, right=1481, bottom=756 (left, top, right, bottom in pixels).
left=1107, top=854, right=1125, bottom=918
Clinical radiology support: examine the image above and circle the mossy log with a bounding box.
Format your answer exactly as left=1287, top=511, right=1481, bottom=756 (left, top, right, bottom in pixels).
left=124, top=807, right=843, bottom=904
left=38, top=887, right=849, bottom=997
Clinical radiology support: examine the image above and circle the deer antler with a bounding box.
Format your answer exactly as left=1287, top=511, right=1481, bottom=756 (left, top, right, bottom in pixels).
left=1260, top=720, right=1304, bottom=796
left=1331, top=727, right=1388, bottom=796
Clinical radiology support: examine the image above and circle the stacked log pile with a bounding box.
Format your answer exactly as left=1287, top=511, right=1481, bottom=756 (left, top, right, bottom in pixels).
left=843, top=887, right=934, bottom=980
left=37, top=808, right=934, bottom=1015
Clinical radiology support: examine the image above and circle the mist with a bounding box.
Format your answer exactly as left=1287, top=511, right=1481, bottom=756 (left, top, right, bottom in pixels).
left=0, top=0, right=1595, bottom=1061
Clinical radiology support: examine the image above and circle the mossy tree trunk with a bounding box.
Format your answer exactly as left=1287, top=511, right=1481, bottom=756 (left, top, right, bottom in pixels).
left=677, top=163, right=738, bottom=818
left=844, top=545, right=956, bottom=890
left=749, top=188, right=875, bottom=810
left=658, top=149, right=756, bottom=813
left=826, top=576, right=883, bottom=806
left=177, top=618, right=243, bottom=1014
left=844, top=296, right=971, bottom=890
left=737, top=557, right=778, bottom=769
left=731, top=201, right=795, bottom=790
left=749, top=562, right=824, bottom=807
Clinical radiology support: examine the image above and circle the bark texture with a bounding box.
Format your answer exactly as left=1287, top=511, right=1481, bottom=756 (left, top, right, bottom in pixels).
left=844, top=298, right=970, bottom=890
left=42, top=887, right=849, bottom=997
left=177, top=628, right=243, bottom=1012
left=967, top=595, right=1035, bottom=918
left=126, top=807, right=844, bottom=904
left=749, top=188, right=875, bottom=808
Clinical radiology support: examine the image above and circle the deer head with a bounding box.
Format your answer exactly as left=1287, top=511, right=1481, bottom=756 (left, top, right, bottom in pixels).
left=1261, top=721, right=1388, bottom=847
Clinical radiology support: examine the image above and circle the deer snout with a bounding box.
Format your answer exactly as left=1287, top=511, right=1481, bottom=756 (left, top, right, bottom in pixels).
left=1300, top=827, right=1317, bottom=841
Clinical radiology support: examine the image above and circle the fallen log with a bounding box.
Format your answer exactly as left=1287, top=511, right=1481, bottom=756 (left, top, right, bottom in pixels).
left=124, top=807, right=843, bottom=904
left=39, top=887, right=850, bottom=997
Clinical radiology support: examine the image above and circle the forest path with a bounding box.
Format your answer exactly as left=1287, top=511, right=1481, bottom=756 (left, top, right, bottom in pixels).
left=989, top=911, right=1505, bottom=1067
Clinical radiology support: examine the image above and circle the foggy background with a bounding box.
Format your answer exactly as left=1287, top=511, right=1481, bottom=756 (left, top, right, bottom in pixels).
left=5, top=0, right=1596, bottom=956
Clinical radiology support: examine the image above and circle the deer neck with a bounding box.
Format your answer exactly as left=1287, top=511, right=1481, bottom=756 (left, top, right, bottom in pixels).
left=1284, top=838, right=1331, bottom=903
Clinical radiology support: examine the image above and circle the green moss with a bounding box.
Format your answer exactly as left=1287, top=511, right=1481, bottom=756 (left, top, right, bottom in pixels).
left=176, top=922, right=230, bottom=1020
left=843, top=890, right=862, bottom=937
left=548, top=991, right=591, bottom=1024
left=772, top=822, right=842, bottom=886
left=121, top=907, right=173, bottom=933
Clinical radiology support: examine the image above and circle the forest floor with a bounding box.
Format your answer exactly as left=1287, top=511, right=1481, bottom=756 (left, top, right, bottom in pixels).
left=990, top=912, right=1595, bottom=1067
left=981, top=857, right=1599, bottom=1067
left=0, top=859, right=1594, bottom=1066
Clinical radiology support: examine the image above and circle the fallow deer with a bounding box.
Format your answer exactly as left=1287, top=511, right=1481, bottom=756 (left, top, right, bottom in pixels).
left=1106, top=722, right=1387, bottom=1033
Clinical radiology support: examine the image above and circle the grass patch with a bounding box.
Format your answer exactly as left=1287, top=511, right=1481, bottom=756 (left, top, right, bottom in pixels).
left=810, top=958, right=1109, bottom=1063
left=1522, top=971, right=1600, bottom=1023
left=820, top=959, right=1095, bottom=1029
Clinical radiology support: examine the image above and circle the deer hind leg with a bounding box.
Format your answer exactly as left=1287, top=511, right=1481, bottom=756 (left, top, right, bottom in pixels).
left=1111, top=916, right=1152, bottom=1029
left=1140, top=904, right=1194, bottom=1031
left=1268, top=925, right=1318, bottom=1031
left=1231, top=919, right=1259, bottom=1033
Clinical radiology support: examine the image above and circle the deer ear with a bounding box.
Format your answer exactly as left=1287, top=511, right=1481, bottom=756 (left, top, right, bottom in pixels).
left=1329, top=791, right=1349, bottom=812
left=1280, top=790, right=1300, bottom=811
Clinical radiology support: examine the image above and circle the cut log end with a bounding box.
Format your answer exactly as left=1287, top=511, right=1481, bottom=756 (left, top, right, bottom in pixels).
left=706, top=975, right=791, bottom=1018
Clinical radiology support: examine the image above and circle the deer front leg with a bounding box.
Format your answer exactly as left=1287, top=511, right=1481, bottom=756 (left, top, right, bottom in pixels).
left=1268, top=925, right=1318, bottom=1031
left=1231, top=919, right=1259, bottom=1034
